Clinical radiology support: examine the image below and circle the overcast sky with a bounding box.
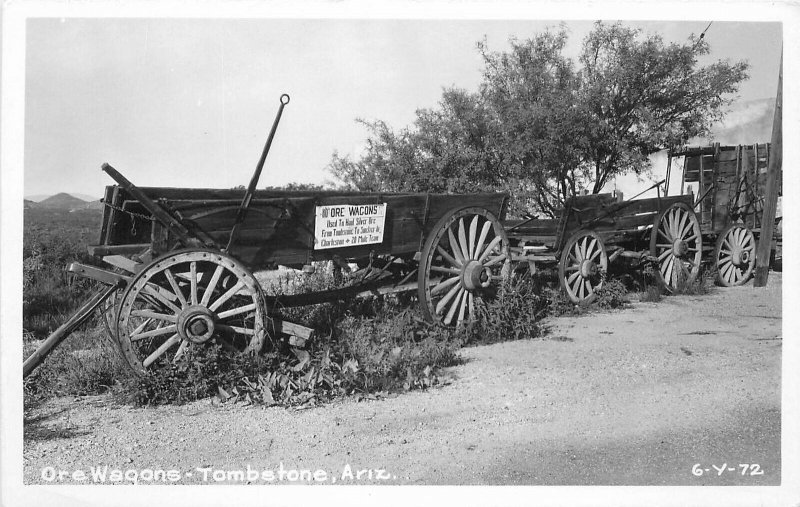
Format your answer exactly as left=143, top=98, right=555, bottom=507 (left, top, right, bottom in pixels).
left=23, top=18, right=782, bottom=198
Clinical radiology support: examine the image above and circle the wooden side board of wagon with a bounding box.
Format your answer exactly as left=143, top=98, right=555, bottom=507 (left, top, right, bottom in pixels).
left=59, top=163, right=512, bottom=377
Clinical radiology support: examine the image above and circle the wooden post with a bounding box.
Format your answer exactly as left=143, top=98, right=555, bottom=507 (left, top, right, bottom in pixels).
left=754, top=51, right=782, bottom=287
left=664, top=153, right=672, bottom=197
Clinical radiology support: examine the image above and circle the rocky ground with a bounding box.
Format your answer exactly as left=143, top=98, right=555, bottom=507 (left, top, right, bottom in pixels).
left=22, top=274, right=782, bottom=488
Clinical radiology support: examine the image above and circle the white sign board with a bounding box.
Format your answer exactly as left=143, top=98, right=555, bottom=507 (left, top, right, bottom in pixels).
left=314, top=203, right=387, bottom=250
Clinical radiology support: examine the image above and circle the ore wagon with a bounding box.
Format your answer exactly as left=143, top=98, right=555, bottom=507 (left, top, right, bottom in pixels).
left=24, top=95, right=512, bottom=377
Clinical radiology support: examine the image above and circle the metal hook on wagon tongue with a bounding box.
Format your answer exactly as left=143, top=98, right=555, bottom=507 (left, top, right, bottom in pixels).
left=224, top=93, right=291, bottom=253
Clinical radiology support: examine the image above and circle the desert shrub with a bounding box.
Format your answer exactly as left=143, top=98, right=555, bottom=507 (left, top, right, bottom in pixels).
left=464, top=276, right=548, bottom=344
left=593, top=277, right=629, bottom=309
left=672, top=263, right=717, bottom=295
left=543, top=287, right=585, bottom=317
left=120, top=307, right=463, bottom=407
left=639, top=284, right=664, bottom=303
left=23, top=209, right=103, bottom=337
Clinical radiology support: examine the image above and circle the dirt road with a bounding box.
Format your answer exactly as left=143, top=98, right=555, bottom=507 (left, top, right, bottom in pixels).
left=23, top=274, right=781, bottom=486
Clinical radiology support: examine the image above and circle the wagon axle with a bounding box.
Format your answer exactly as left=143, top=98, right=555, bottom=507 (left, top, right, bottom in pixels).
left=177, top=305, right=216, bottom=344
left=461, top=260, right=493, bottom=290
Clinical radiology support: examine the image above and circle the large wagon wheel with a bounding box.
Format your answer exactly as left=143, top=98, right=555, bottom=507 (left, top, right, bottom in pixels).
left=714, top=224, right=756, bottom=286
left=558, top=230, right=608, bottom=304
left=650, top=202, right=703, bottom=292
left=418, top=207, right=510, bottom=327
left=116, top=249, right=267, bottom=375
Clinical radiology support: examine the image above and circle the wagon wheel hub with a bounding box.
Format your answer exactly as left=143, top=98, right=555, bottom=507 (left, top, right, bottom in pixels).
left=672, top=239, right=689, bottom=257
left=733, top=248, right=749, bottom=266
left=461, top=260, right=492, bottom=291
left=580, top=259, right=598, bottom=278
left=177, top=305, right=216, bottom=344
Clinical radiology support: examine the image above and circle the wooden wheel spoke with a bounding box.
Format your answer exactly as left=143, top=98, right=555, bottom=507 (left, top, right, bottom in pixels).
left=570, top=274, right=582, bottom=295
left=723, top=263, right=735, bottom=282
left=201, top=265, right=225, bottom=307
left=589, top=247, right=602, bottom=261
left=468, top=215, right=479, bottom=259
left=658, top=249, right=672, bottom=261
left=142, top=285, right=182, bottom=314
left=677, top=211, right=688, bottom=239
left=216, top=302, right=257, bottom=320
left=431, top=265, right=461, bottom=275
left=447, top=227, right=464, bottom=264
left=474, top=221, right=492, bottom=261
left=457, top=218, right=470, bottom=261
left=164, top=268, right=188, bottom=309
left=567, top=271, right=581, bottom=285
left=573, top=243, right=583, bottom=262
left=173, top=340, right=190, bottom=363
left=131, top=310, right=178, bottom=323
left=208, top=280, right=245, bottom=312
left=131, top=318, right=154, bottom=336
left=130, top=324, right=178, bottom=342
left=722, top=238, right=734, bottom=251
left=565, top=265, right=580, bottom=272
left=444, top=288, right=465, bottom=325
left=189, top=261, right=199, bottom=305
left=467, top=292, right=474, bottom=320
left=436, top=245, right=462, bottom=269
left=217, top=324, right=256, bottom=336
left=142, top=333, right=181, bottom=367
left=436, top=282, right=462, bottom=315
left=477, top=236, right=503, bottom=262
left=431, top=275, right=461, bottom=295
left=658, top=227, right=673, bottom=242
left=660, top=256, right=671, bottom=277
left=666, top=258, right=675, bottom=286
left=672, top=209, right=682, bottom=238
left=456, top=289, right=468, bottom=327
left=588, top=238, right=598, bottom=258
left=483, top=253, right=507, bottom=267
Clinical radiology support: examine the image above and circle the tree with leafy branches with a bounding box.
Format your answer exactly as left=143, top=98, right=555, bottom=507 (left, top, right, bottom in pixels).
left=328, top=22, right=750, bottom=218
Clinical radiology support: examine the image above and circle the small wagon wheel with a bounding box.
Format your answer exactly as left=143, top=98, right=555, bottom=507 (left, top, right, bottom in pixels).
left=418, top=207, right=510, bottom=327
left=116, top=249, right=267, bottom=375
left=558, top=230, right=608, bottom=304
left=650, top=202, right=703, bottom=292
left=714, top=224, right=756, bottom=286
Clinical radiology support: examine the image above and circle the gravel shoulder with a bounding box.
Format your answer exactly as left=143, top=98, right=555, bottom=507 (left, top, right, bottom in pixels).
left=22, top=274, right=782, bottom=486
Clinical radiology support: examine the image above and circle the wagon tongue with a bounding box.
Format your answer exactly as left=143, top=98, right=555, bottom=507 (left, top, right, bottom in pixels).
left=225, top=93, right=291, bottom=253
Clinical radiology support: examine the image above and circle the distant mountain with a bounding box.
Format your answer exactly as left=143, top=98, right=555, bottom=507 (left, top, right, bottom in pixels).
left=36, top=193, right=88, bottom=210
left=71, top=193, right=101, bottom=203
left=25, top=192, right=100, bottom=203
left=23, top=199, right=38, bottom=209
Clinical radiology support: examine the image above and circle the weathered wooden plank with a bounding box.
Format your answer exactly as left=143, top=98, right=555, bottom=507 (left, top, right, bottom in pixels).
left=88, top=243, right=151, bottom=257
left=274, top=319, right=315, bottom=340
left=102, top=255, right=142, bottom=273
left=67, top=262, right=132, bottom=285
